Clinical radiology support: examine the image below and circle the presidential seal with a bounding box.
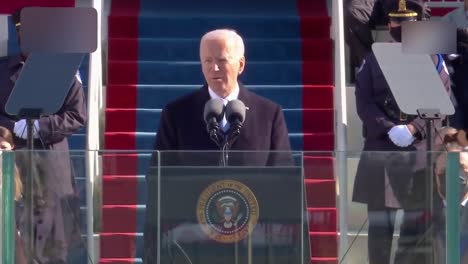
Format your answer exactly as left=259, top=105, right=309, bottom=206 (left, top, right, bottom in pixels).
left=196, top=179, right=259, bottom=243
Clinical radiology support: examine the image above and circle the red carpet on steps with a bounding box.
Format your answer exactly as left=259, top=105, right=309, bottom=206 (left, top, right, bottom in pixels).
left=105, top=0, right=338, bottom=263
left=103, top=0, right=140, bottom=263
left=298, top=0, right=337, bottom=263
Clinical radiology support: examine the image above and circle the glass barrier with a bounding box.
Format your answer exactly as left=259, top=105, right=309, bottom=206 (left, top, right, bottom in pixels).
left=1, top=149, right=464, bottom=264
left=1, top=150, right=92, bottom=264
left=153, top=151, right=307, bottom=264
left=1, top=151, right=16, bottom=264
left=320, top=150, right=462, bottom=264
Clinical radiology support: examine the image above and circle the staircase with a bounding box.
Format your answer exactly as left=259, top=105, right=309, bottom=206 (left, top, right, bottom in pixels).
left=103, top=0, right=336, bottom=263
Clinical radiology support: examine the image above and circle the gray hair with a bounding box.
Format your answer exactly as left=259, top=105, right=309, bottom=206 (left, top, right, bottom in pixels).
left=200, top=29, right=245, bottom=59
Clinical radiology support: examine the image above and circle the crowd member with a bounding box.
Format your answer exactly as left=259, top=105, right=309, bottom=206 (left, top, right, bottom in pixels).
left=443, top=0, right=468, bottom=128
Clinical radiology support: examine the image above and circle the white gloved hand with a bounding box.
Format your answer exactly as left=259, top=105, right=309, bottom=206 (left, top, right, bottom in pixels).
left=14, top=119, right=27, bottom=139
left=14, top=119, right=41, bottom=139
left=388, top=125, right=415, bottom=147
left=33, top=120, right=40, bottom=139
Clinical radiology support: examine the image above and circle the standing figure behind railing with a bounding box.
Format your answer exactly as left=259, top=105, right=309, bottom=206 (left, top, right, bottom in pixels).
left=442, top=0, right=468, bottom=129
left=352, top=1, right=453, bottom=263
left=0, top=8, right=88, bottom=264
left=344, top=0, right=430, bottom=82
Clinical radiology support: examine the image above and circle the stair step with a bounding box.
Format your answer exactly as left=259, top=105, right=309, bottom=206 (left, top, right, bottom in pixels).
left=109, top=37, right=332, bottom=62
left=102, top=153, right=150, bottom=176
left=100, top=233, right=141, bottom=259
left=106, top=84, right=333, bottom=109
left=108, top=60, right=332, bottom=85
left=305, top=179, right=336, bottom=208
left=109, top=15, right=330, bottom=39
left=103, top=176, right=142, bottom=205
left=307, top=208, right=337, bottom=232
left=303, top=132, right=334, bottom=151
left=309, top=232, right=338, bottom=258
left=304, top=156, right=335, bottom=180
left=69, top=133, right=86, bottom=149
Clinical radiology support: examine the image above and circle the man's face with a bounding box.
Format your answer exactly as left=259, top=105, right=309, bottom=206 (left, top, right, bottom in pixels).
left=200, top=38, right=245, bottom=98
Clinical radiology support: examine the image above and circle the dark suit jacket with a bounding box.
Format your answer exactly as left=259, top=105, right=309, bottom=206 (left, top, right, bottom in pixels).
left=144, top=84, right=293, bottom=264
left=153, top=84, right=292, bottom=166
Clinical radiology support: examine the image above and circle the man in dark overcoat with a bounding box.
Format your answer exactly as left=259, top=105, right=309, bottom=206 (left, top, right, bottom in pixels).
left=143, top=29, right=294, bottom=264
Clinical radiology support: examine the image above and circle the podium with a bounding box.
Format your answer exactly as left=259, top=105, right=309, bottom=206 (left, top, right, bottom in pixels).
left=149, top=165, right=308, bottom=264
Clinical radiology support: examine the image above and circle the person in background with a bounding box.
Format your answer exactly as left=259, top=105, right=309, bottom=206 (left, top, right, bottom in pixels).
left=442, top=0, right=468, bottom=129
left=345, top=0, right=429, bottom=82
left=0, top=9, right=87, bottom=263
left=352, top=1, right=452, bottom=263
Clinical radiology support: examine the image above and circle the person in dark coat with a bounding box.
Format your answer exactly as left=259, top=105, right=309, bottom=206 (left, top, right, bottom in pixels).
left=442, top=3, right=468, bottom=128
left=0, top=9, right=87, bottom=263
left=345, top=0, right=430, bottom=81
left=144, top=29, right=294, bottom=264
left=352, top=2, right=452, bottom=263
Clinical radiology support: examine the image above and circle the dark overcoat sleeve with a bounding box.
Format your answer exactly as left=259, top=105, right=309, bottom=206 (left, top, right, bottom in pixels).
left=154, top=106, right=178, bottom=151
left=355, top=54, right=395, bottom=140
left=266, top=104, right=293, bottom=166
left=37, top=77, right=87, bottom=145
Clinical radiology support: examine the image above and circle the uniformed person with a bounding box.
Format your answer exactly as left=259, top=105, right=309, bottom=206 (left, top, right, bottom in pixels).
left=0, top=9, right=87, bottom=263
left=345, top=0, right=430, bottom=82
left=352, top=1, right=452, bottom=263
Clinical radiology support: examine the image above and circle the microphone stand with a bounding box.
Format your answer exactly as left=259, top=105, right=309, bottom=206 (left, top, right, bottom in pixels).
left=220, top=121, right=242, bottom=167
left=18, top=109, right=41, bottom=264
left=219, top=121, right=242, bottom=264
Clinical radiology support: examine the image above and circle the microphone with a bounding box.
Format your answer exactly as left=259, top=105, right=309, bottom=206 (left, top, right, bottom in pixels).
left=203, top=98, right=225, bottom=147
left=225, top=99, right=246, bottom=139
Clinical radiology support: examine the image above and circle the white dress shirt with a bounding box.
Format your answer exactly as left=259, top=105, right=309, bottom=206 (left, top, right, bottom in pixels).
left=208, top=85, right=240, bottom=131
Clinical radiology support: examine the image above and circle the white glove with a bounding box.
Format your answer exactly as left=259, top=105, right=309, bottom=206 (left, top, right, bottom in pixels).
left=33, top=120, right=40, bottom=139
left=14, top=119, right=27, bottom=139
left=388, top=125, right=415, bottom=147
left=14, top=119, right=40, bottom=139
